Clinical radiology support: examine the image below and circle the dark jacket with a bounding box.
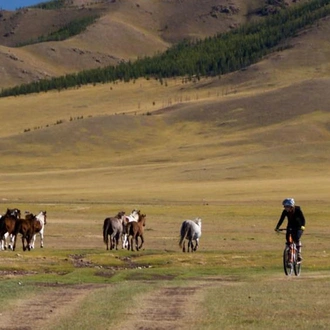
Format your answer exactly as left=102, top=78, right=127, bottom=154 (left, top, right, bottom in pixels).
left=276, top=206, right=306, bottom=230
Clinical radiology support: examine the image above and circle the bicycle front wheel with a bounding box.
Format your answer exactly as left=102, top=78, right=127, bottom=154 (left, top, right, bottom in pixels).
left=283, top=248, right=293, bottom=276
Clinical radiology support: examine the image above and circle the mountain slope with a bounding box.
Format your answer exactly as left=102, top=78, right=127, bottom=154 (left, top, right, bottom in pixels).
left=0, top=0, right=269, bottom=89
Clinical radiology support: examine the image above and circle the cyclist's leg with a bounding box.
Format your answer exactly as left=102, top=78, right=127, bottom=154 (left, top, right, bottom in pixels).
left=285, top=229, right=291, bottom=246
left=293, top=229, right=303, bottom=261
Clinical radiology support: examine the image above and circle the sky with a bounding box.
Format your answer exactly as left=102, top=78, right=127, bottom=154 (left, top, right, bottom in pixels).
left=0, top=0, right=51, bottom=10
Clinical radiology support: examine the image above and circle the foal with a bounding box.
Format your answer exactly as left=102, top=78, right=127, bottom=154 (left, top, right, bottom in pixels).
left=127, top=213, right=146, bottom=251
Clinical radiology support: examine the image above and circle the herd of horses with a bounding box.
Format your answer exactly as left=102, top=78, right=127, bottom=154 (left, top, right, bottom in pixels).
left=103, top=209, right=147, bottom=251
left=0, top=207, right=202, bottom=253
left=103, top=209, right=202, bottom=253
left=0, top=208, right=47, bottom=251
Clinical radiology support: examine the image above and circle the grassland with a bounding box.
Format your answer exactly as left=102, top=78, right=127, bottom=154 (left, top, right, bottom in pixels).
left=1, top=3, right=330, bottom=329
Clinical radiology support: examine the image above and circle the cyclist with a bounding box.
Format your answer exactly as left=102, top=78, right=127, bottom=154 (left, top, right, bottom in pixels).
left=275, top=198, right=306, bottom=262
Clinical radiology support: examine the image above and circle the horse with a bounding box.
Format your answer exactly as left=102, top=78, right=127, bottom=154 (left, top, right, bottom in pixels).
left=179, top=218, right=202, bottom=252
left=126, top=213, right=146, bottom=251
left=14, top=215, right=43, bottom=251
left=4, top=208, right=21, bottom=219
left=26, top=211, right=47, bottom=249
left=103, top=211, right=126, bottom=250
left=122, top=209, right=140, bottom=249
left=0, top=208, right=21, bottom=250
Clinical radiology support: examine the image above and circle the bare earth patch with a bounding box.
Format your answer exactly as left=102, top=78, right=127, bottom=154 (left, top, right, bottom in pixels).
left=120, top=286, right=201, bottom=330
left=117, top=278, right=241, bottom=330
left=0, top=283, right=104, bottom=330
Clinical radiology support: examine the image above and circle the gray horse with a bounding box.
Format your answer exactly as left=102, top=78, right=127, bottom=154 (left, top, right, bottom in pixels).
left=103, top=211, right=126, bottom=250
left=179, top=218, right=202, bottom=252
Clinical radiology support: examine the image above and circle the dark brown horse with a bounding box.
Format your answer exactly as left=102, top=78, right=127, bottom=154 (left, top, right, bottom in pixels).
left=14, top=215, right=43, bottom=251
left=0, top=208, right=21, bottom=250
left=103, top=211, right=126, bottom=250
left=126, top=213, right=146, bottom=251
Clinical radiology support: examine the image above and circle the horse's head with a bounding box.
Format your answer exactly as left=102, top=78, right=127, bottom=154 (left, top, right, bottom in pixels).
left=117, top=211, right=126, bottom=221
left=25, top=212, right=35, bottom=220
left=129, top=209, right=140, bottom=221
left=6, top=208, right=21, bottom=219
left=195, top=218, right=202, bottom=227
left=42, top=211, right=47, bottom=225
left=140, top=214, right=146, bottom=227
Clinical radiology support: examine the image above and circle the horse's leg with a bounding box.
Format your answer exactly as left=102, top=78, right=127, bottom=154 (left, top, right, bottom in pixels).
left=182, top=240, right=186, bottom=252
left=30, top=233, right=36, bottom=249
left=1, top=232, right=8, bottom=250
left=130, top=236, right=134, bottom=251
left=194, top=238, right=199, bottom=251
left=0, top=235, right=4, bottom=250
left=112, top=235, right=116, bottom=250
left=138, top=234, right=144, bottom=250
left=3, top=232, right=9, bottom=250
left=188, top=239, right=193, bottom=252
left=8, top=234, right=14, bottom=250
left=114, top=233, right=119, bottom=250
left=39, top=229, right=44, bottom=248
left=105, top=234, right=109, bottom=250
left=7, top=233, right=15, bottom=250
left=22, top=235, right=26, bottom=251
left=27, top=234, right=32, bottom=251
left=109, top=234, right=113, bottom=250
left=135, top=235, right=139, bottom=251
left=122, top=233, right=127, bottom=249
left=12, top=233, right=18, bottom=251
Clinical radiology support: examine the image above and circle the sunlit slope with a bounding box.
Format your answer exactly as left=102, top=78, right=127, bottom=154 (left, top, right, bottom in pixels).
left=1, top=12, right=330, bottom=204
left=1, top=77, right=329, bottom=176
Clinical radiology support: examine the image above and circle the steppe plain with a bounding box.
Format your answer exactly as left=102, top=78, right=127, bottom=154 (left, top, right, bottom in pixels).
left=1, top=1, right=330, bottom=329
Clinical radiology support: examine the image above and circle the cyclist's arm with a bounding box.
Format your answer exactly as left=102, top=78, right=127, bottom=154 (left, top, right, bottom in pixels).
left=275, top=210, right=286, bottom=230
left=299, top=209, right=306, bottom=228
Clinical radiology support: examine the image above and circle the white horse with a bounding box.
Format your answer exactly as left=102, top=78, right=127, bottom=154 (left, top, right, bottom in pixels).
left=179, top=218, right=202, bottom=252
left=122, top=209, right=140, bottom=249
left=29, top=211, right=47, bottom=249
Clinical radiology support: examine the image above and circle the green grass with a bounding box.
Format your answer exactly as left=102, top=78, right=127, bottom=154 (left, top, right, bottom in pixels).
left=0, top=199, right=330, bottom=328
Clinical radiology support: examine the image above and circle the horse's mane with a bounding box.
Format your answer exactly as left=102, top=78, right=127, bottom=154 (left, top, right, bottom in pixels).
left=115, top=211, right=125, bottom=219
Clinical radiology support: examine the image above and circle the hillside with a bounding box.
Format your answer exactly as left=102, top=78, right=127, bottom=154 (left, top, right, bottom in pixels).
left=0, top=0, right=330, bottom=205
left=0, top=0, right=301, bottom=89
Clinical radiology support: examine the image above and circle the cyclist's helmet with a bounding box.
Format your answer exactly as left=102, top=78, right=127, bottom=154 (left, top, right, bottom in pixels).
left=282, top=198, right=295, bottom=207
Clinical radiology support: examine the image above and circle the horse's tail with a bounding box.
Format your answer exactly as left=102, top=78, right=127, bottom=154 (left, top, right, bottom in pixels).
left=179, top=222, right=188, bottom=248
left=126, top=221, right=132, bottom=237
left=103, top=219, right=109, bottom=245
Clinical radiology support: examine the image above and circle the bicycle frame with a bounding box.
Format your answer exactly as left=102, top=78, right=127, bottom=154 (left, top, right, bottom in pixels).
left=278, top=228, right=301, bottom=276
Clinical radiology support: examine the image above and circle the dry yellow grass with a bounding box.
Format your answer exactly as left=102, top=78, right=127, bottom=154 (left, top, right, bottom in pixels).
left=1, top=3, right=330, bottom=329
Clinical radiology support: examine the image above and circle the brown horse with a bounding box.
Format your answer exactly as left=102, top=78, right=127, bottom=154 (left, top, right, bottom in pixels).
left=103, top=211, right=126, bottom=250
left=13, top=215, right=43, bottom=251
left=126, top=213, right=146, bottom=251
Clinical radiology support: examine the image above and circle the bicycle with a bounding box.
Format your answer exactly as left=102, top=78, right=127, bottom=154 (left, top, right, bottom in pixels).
left=277, top=228, right=301, bottom=276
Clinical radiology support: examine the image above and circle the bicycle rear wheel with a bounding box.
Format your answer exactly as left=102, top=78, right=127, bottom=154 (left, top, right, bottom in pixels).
left=293, top=251, right=302, bottom=276
left=283, top=248, right=293, bottom=276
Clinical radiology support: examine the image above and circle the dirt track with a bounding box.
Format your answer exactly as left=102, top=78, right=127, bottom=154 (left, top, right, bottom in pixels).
left=0, top=281, right=209, bottom=330
left=0, top=283, right=98, bottom=330
left=119, top=286, right=203, bottom=330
